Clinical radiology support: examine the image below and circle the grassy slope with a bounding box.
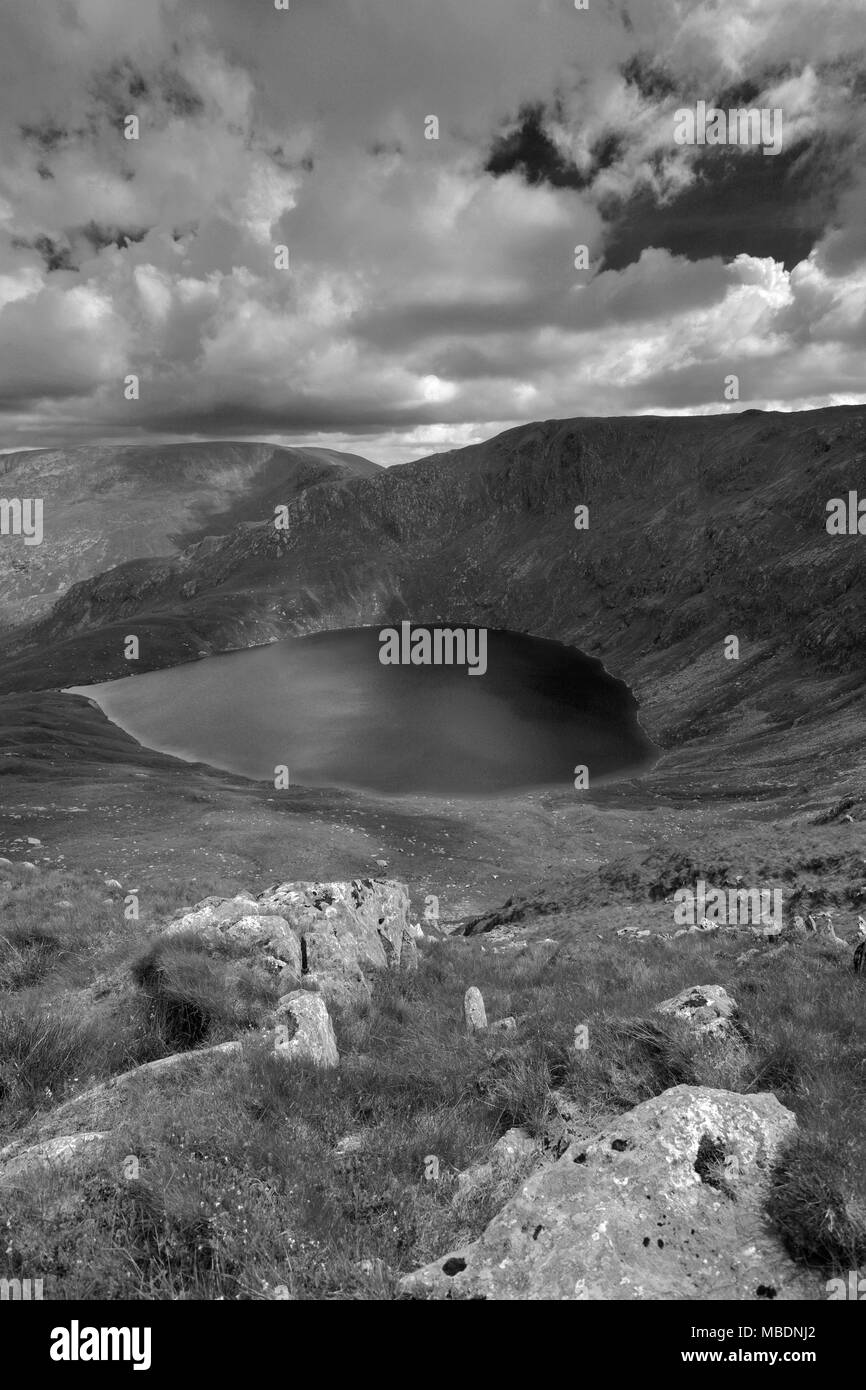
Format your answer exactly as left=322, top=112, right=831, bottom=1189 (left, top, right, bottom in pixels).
left=1, top=862, right=863, bottom=1299
left=0, top=407, right=864, bottom=1299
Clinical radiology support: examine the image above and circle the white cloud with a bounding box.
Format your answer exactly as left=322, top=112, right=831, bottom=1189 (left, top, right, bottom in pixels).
left=0, top=0, right=862, bottom=456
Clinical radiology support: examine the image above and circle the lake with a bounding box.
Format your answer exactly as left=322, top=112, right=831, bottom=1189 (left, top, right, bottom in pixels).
left=66, top=627, right=655, bottom=796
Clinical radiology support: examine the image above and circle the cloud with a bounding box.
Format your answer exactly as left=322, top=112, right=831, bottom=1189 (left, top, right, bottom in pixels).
left=0, top=0, right=863, bottom=460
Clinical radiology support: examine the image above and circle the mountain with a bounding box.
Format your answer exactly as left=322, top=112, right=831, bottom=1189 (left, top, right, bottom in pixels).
left=3, top=407, right=865, bottom=795
left=0, top=441, right=379, bottom=628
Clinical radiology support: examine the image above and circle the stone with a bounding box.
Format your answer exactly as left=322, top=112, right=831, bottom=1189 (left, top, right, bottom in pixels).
left=0, top=857, right=13, bottom=869
left=332, top=1132, right=367, bottom=1168
left=333, top=1132, right=366, bottom=1156
left=256, top=879, right=410, bottom=974
left=164, top=902, right=301, bottom=971
left=453, top=1128, right=538, bottom=1210
left=0, top=1042, right=244, bottom=1145
left=274, top=991, right=339, bottom=1068
left=0, top=1132, right=108, bottom=1186
left=490, top=1016, right=517, bottom=1033
left=464, top=986, right=487, bottom=1033
left=655, top=984, right=739, bottom=1041
left=400, top=1086, right=813, bottom=1300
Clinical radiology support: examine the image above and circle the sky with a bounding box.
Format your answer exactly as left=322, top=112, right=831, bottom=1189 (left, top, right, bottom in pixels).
left=0, top=0, right=865, bottom=464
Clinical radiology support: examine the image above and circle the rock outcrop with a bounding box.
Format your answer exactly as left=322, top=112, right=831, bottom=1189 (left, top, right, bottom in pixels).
left=255, top=879, right=411, bottom=975
left=0, top=879, right=412, bottom=1187
left=400, top=1086, right=816, bottom=1300
left=161, top=877, right=412, bottom=1021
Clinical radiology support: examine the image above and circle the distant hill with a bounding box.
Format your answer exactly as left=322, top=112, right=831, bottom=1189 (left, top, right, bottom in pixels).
left=3, top=407, right=865, bottom=790
left=0, top=441, right=379, bottom=627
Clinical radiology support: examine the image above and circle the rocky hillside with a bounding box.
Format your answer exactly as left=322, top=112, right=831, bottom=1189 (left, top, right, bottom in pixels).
left=3, top=406, right=865, bottom=789
left=0, top=441, right=379, bottom=629
left=2, top=866, right=861, bottom=1300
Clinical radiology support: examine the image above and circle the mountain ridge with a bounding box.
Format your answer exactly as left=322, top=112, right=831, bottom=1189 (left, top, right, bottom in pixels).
left=2, top=406, right=864, bottom=794
left=0, top=441, right=380, bottom=629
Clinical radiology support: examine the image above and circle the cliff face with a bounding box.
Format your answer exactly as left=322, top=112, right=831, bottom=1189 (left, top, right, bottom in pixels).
left=0, top=441, right=379, bottom=629
left=3, top=407, right=865, bottom=788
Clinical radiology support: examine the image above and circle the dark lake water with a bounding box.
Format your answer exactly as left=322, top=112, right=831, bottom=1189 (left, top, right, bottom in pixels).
left=67, top=628, right=655, bottom=796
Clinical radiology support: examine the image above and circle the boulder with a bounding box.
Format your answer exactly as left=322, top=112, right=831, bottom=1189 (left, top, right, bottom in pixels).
left=274, top=991, right=339, bottom=1068
left=400, top=1086, right=813, bottom=1300
left=464, top=986, right=487, bottom=1033
left=655, top=984, right=739, bottom=1041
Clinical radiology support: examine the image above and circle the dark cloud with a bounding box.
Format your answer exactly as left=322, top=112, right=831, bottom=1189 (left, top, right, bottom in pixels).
left=78, top=222, right=149, bottom=251
left=485, top=105, right=591, bottom=190
left=11, top=235, right=78, bottom=273
left=600, top=134, right=844, bottom=272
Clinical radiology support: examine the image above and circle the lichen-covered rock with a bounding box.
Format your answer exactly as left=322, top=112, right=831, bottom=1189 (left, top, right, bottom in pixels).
left=400, top=1086, right=813, bottom=1301
left=655, top=984, right=739, bottom=1041
left=274, top=991, right=339, bottom=1068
